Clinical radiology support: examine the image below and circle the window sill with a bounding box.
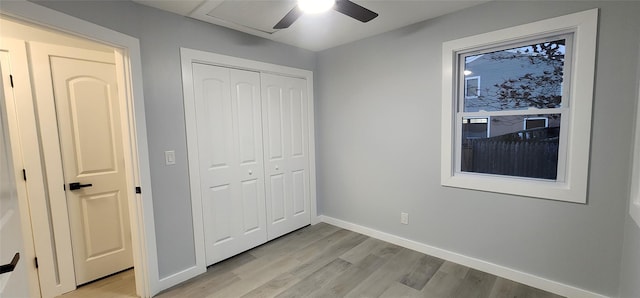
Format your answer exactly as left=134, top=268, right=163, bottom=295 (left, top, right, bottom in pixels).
left=441, top=172, right=585, bottom=203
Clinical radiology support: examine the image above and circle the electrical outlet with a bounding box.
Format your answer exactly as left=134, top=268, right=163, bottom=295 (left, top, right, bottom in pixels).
left=400, top=212, right=409, bottom=225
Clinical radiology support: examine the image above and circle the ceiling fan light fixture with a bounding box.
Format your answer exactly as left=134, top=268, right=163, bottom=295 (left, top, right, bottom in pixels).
left=298, top=0, right=336, bottom=14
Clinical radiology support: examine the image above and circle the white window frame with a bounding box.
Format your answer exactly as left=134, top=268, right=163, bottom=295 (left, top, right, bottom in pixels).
left=464, top=76, right=480, bottom=99
left=630, top=44, right=640, bottom=227
left=441, top=9, right=598, bottom=203
left=523, top=117, right=549, bottom=130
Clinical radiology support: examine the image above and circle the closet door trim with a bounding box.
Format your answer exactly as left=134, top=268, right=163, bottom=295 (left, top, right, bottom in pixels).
left=180, top=48, right=317, bottom=273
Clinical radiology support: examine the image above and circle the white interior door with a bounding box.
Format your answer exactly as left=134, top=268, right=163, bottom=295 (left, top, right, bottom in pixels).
left=30, top=42, right=133, bottom=285
left=261, top=73, right=311, bottom=240
left=0, top=51, right=29, bottom=298
left=192, top=63, right=267, bottom=265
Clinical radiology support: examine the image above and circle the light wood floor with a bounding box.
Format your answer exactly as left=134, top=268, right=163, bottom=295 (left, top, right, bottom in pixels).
left=57, top=268, right=137, bottom=298
left=60, top=223, right=564, bottom=298
left=158, top=223, right=564, bottom=297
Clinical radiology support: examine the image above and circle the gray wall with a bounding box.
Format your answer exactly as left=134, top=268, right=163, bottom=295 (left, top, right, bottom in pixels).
left=618, top=218, right=640, bottom=297
left=315, top=1, right=640, bottom=296
left=32, top=0, right=316, bottom=279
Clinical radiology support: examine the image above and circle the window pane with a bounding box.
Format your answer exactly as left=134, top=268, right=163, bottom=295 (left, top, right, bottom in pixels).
left=462, top=118, right=488, bottom=139
left=525, top=118, right=548, bottom=130
left=463, top=39, right=566, bottom=112
left=461, top=114, right=561, bottom=179
left=465, top=77, right=479, bottom=98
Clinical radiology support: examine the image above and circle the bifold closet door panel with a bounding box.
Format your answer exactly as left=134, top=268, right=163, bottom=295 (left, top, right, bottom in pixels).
left=192, top=63, right=267, bottom=265
left=261, top=73, right=311, bottom=240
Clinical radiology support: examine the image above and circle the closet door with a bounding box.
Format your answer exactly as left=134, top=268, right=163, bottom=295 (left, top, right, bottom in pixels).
left=261, top=74, right=311, bottom=240
left=192, top=63, right=267, bottom=265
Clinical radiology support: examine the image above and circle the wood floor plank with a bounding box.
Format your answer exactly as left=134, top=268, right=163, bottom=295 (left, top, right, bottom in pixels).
left=438, top=260, right=470, bottom=279
left=422, top=270, right=466, bottom=298
left=453, top=268, right=498, bottom=298
left=291, top=228, right=354, bottom=263
left=379, top=281, right=422, bottom=298
left=208, top=254, right=302, bottom=297
left=240, top=273, right=301, bottom=298
left=398, top=254, right=444, bottom=291
left=288, top=231, right=368, bottom=278
left=488, top=277, right=521, bottom=298
left=339, top=237, right=387, bottom=264
left=275, top=258, right=352, bottom=298
left=489, top=277, right=562, bottom=298
left=231, top=225, right=342, bottom=279
left=57, top=269, right=137, bottom=298
left=158, top=269, right=240, bottom=298
left=343, top=247, right=425, bottom=298
left=309, top=254, right=387, bottom=297
left=249, top=223, right=338, bottom=259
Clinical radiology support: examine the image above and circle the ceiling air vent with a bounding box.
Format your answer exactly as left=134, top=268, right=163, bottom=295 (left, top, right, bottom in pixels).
left=191, top=0, right=296, bottom=35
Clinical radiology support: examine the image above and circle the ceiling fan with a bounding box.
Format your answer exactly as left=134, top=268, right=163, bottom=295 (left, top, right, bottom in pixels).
left=273, top=0, right=379, bottom=29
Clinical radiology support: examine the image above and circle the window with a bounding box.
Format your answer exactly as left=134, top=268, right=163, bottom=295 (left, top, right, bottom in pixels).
left=524, top=117, right=549, bottom=130
left=441, top=9, right=598, bottom=203
left=464, top=76, right=480, bottom=98
left=462, top=117, right=489, bottom=140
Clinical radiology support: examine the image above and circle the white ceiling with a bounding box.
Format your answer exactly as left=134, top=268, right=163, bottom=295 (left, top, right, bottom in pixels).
left=133, top=0, right=487, bottom=52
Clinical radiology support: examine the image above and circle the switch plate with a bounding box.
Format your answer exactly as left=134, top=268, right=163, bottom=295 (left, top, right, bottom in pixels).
left=401, top=212, right=409, bottom=225
left=164, top=150, right=176, bottom=165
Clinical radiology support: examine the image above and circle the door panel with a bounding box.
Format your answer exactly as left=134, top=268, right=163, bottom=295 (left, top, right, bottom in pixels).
left=208, top=185, right=232, bottom=244
left=68, top=77, right=117, bottom=175
left=203, top=78, right=231, bottom=168
left=267, top=94, right=284, bottom=160
left=261, top=74, right=310, bottom=240
left=240, top=179, right=260, bottom=232
left=292, top=170, right=306, bottom=214
left=290, top=89, right=305, bottom=157
left=80, top=192, right=125, bottom=258
left=237, top=82, right=258, bottom=164
left=193, top=63, right=267, bottom=265
left=30, top=43, right=132, bottom=285
left=270, top=174, right=286, bottom=222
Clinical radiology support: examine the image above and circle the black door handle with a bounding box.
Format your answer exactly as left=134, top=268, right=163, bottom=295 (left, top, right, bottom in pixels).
left=69, top=182, right=93, bottom=191
left=0, top=253, right=19, bottom=275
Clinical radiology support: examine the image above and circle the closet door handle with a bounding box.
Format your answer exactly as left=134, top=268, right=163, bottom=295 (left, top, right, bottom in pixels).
left=248, top=170, right=253, bottom=175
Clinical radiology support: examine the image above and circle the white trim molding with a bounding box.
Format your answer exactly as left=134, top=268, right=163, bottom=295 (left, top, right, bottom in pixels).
left=441, top=9, right=598, bottom=203
left=319, top=215, right=608, bottom=298
left=0, top=1, right=158, bottom=296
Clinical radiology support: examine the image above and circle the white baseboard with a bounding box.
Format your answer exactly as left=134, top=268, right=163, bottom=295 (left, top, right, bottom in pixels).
left=318, top=215, right=608, bottom=298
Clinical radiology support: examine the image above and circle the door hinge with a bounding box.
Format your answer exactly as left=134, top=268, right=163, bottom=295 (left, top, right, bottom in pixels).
left=34, top=257, right=38, bottom=269
left=9, top=75, right=14, bottom=88
left=22, top=169, right=26, bottom=181
left=135, top=186, right=142, bottom=194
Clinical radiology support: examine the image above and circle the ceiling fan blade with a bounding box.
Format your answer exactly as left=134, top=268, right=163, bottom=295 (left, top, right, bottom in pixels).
left=334, top=0, right=378, bottom=23
left=274, top=6, right=303, bottom=29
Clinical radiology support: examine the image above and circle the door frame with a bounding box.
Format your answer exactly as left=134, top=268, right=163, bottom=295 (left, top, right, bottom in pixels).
left=0, top=1, right=159, bottom=297
left=180, top=47, right=318, bottom=275
left=0, top=46, right=40, bottom=298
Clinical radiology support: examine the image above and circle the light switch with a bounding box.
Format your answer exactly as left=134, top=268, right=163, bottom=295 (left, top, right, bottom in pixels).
left=164, top=150, right=176, bottom=165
